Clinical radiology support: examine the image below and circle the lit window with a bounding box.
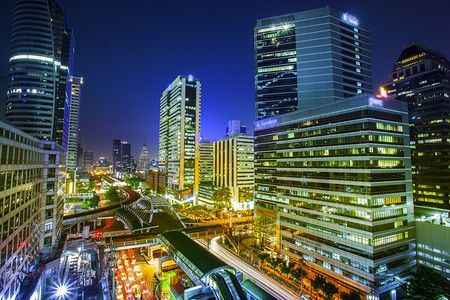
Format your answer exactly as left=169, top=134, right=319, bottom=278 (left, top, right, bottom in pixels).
left=354, top=28, right=359, bottom=32
left=355, top=54, right=360, bottom=59
left=354, top=34, right=359, bottom=39
left=356, top=68, right=361, bottom=73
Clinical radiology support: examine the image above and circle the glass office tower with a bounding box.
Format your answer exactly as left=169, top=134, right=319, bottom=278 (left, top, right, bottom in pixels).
left=254, top=94, right=415, bottom=297
left=6, top=0, right=74, bottom=150
left=159, top=75, right=201, bottom=203
left=255, top=7, right=373, bottom=119
left=381, top=42, right=450, bottom=211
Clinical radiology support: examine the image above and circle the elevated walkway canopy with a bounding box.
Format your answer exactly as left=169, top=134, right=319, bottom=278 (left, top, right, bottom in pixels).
left=159, top=231, right=230, bottom=282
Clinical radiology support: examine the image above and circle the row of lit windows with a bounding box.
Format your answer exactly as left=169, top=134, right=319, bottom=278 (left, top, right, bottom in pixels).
left=255, top=159, right=404, bottom=169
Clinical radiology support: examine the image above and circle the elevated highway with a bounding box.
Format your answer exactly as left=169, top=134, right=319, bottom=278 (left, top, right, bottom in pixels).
left=63, top=186, right=139, bottom=227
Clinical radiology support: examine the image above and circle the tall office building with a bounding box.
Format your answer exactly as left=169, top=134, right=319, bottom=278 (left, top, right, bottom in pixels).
left=380, top=42, right=450, bottom=278
left=0, top=121, right=66, bottom=300
left=197, top=140, right=215, bottom=205
left=254, top=94, right=415, bottom=297
left=380, top=42, right=450, bottom=211
left=5, top=0, right=75, bottom=149
left=214, top=135, right=254, bottom=210
left=66, top=76, right=83, bottom=173
left=159, top=75, right=201, bottom=203
left=121, top=141, right=131, bottom=174
left=226, top=120, right=247, bottom=137
left=112, top=139, right=122, bottom=173
left=136, top=143, right=150, bottom=175
left=255, top=7, right=372, bottom=119
left=83, top=151, right=93, bottom=173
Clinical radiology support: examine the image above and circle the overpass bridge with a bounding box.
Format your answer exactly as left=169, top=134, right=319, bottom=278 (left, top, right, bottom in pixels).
left=157, top=231, right=275, bottom=300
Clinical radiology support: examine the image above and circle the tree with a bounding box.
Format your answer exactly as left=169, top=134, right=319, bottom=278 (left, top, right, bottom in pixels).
left=89, top=193, right=100, bottom=208
left=104, top=186, right=121, bottom=203
left=211, top=187, right=232, bottom=210
left=257, top=253, right=270, bottom=264
left=125, top=177, right=143, bottom=189
left=340, top=290, right=361, bottom=300
left=401, top=265, right=450, bottom=300
left=311, top=274, right=326, bottom=299
left=322, top=282, right=339, bottom=300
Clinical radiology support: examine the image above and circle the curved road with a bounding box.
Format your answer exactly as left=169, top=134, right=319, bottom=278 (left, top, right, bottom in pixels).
left=63, top=186, right=139, bottom=220
left=197, top=237, right=300, bottom=300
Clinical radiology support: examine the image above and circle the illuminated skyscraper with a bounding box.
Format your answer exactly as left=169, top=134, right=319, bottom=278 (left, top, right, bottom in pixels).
left=380, top=42, right=450, bottom=278
left=214, top=135, right=254, bottom=210
left=67, top=76, right=83, bottom=173
left=255, top=7, right=372, bottom=119
left=136, top=143, right=150, bottom=175
left=254, top=94, right=415, bottom=297
left=159, top=75, right=201, bottom=203
left=5, top=0, right=75, bottom=149
left=380, top=42, right=450, bottom=211
left=112, top=139, right=122, bottom=173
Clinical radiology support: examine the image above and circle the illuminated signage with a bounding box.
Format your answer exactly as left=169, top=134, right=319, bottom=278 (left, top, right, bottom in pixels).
left=255, top=117, right=278, bottom=129
left=188, top=74, right=194, bottom=82
left=342, top=13, right=359, bottom=26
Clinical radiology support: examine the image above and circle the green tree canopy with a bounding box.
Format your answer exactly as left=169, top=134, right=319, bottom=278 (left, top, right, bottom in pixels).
left=104, top=186, right=121, bottom=203
left=340, top=290, right=361, bottom=300
left=211, top=187, right=232, bottom=210
left=401, top=265, right=450, bottom=299
left=125, top=177, right=143, bottom=189
left=322, top=282, right=339, bottom=300
left=89, top=193, right=100, bottom=208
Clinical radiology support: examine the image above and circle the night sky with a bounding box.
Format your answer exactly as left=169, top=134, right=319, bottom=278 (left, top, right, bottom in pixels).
left=0, top=0, right=449, bottom=160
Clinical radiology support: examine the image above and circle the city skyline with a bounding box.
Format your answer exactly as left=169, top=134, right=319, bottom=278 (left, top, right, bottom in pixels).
left=0, top=0, right=449, bottom=160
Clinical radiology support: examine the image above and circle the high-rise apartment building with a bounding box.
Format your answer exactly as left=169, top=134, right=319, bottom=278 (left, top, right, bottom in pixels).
left=254, top=94, right=415, bottom=297
left=5, top=0, right=75, bottom=149
left=159, top=75, right=201, bottom=203
left=255, top=7, right=372, bottom=119
left=66, top=76, right=83, bottom=173
left=214, top=135, right=254, bottom=210
left=0, top=121, right=66, bottom=300
left=380, top=42, right=450, bottom=278
left=226, top=120, right=247, bottom=137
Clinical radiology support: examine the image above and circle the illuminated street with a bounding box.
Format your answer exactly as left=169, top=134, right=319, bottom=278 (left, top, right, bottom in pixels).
left=197, top=237, right=300, bottom=300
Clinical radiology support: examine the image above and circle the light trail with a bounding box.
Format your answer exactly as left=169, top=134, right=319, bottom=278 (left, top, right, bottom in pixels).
left=197, top=237, right=300, bottom=300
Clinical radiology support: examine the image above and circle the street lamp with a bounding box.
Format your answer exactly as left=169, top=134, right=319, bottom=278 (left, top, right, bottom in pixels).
left=56, top=284, right=68, bottom=297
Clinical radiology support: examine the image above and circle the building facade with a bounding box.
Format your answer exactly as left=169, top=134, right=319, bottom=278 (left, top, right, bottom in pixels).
left=226, top=120, right=247, bottom=137
left=198, top=140, right=215, bottom=206
left=380, top=42, right=450, bottom=211
left=159, top=75, right=201, bottom=203
left=254, top=94, right=415, bottom=296
left=5, top=0, right=74, bottom=149
left=66, top=76, right=83, bottom=173
left=112, top=139, right=122, bottom=174
left=0, top=121, right=65, bottom=300
left=255, top=7, right=372, bottom=119
left=136, top=143, right=150, bottom=175
left=380, top=42, right=450, bottom=278
left=82, top=151, right=93, bottom=173
left=213, top=135, right=254, bottom=210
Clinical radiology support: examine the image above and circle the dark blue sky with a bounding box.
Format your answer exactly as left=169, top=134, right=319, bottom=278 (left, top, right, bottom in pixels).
left=0, top=0, right=449, bottom=160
